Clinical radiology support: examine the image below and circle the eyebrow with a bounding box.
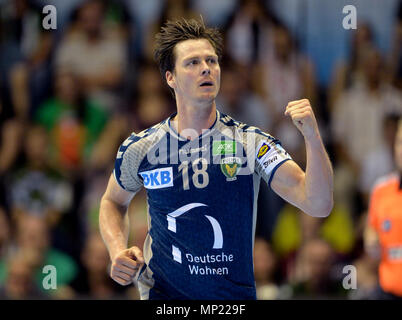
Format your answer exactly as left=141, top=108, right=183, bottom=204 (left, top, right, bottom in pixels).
left=183, top=55, right=218, bottom=62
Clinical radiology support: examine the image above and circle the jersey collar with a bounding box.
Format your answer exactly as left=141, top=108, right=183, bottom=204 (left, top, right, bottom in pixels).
left=168, top=110, right=220, bottom=142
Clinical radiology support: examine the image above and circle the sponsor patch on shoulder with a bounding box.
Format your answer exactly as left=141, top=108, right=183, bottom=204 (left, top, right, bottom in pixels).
left=257, top=143, right=270, bottom=159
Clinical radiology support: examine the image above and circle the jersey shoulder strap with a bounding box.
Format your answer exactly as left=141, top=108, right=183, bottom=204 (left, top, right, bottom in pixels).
left=114, top=120, right=169, bottom=192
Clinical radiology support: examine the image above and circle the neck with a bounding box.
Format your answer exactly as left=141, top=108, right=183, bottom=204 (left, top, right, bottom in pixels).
left=172, top=99, right=217, bottom=140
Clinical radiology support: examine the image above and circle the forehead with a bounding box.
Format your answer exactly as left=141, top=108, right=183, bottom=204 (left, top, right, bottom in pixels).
left=174, top=39, right=217, bottom=60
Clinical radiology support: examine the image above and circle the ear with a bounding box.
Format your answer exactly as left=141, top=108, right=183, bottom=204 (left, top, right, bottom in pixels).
left=165, top=70, right=175, bottom=89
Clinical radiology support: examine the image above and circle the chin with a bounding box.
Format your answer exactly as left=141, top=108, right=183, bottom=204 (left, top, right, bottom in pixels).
left=197, top=95, right=216, bottom=104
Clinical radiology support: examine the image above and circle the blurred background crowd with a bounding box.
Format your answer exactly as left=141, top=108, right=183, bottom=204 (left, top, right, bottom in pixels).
left=0, top=0, right=401, bottom=300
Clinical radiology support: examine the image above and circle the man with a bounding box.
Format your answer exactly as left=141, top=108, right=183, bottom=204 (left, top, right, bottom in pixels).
left=365, top=117, right=402, bottom=300
left=99, top=18, right=333, bottom=300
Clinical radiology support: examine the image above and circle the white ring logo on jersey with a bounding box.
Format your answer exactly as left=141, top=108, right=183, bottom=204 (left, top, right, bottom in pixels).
left=139, top=167, right=173, bottom=189
left=166, top=203, right=223, bottom=264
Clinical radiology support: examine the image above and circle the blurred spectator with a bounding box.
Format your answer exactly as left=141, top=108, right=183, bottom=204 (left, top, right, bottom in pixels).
left=79, top=168, right=112, bottom=234
left=359, top=113, right=399, bottom=204
left=364, top=117, right=402, bottom=299
left=328, top=23, right=375, bottom=111
left=0, top=214, right=78, bottom=297
left=191, top=0, right=236, bottom=27
left=142, top=0, right=198, bottom=61
left=0, top=0, right=52, bottom=68
left=0, top=118, right=23, bottom=176
left=253, top=237, right=282, bottom=300
left=0, top=207, right=10, bottom=259
left=288, top=238, right=347, bottom=299
left=0, top=42, right=24, bottom=186
left=223, top=0, right=275, bottom=67
left=34, top=70, right=110, bottom=173
left=134, top=91, right=172, bottom=133
left=333, top=48, right=402, bottom=178
left=348, top=252, right=378, bottom=300
left=0, top=249, right=48, bottom=299
left=255, top=22, right=317, bottom=160
left=272, top=205, right=355, bottom=263
left=70, top=232, right=136, bottom=299
left=54, top=0, right=128, bottom=112
left=129, top=62, right=174, bottom=132
left=135, top=62, right=166, bottom=98
left=7, top=124, right=73, bottom=227
left=389, top=1, right=402, bottom=90
left=319, top=204, right=356, bottom=257
left=216, top=61, right=271, bottom=131
left=332, top=48, right=402, bottom=216
left=0, top=0, right=54, bottom=119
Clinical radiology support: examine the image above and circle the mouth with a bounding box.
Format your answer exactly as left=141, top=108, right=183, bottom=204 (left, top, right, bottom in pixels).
left=199, top=81, right=214, bottom=87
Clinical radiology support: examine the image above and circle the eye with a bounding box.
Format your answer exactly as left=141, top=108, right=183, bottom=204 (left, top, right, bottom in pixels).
left=188, top=60, right=199, bottom=65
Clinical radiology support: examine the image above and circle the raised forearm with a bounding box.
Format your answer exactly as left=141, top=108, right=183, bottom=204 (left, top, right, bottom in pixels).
left=99, top=197, right=130, bottom=260
left=284, top=99, right=333, bottom=217
left=304, top=132, right=334, bottom=217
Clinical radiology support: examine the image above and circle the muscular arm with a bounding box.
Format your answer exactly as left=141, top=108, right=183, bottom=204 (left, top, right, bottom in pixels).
left=99, top=174, right=135, bottom=260
left=271, top=99, right=333, bottom=217
left=100, top=174, right=145, bottom=286
left=271, top=135, right=333, bottom=217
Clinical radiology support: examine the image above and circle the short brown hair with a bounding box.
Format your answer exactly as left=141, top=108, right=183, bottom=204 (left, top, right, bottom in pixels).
left=154, top=17, right=223, bottom=78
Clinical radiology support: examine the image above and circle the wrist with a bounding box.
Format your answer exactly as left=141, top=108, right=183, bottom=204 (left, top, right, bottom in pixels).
left=110, top=244, right=127, bottom=261
left=304, top=130, right=322, bottom=145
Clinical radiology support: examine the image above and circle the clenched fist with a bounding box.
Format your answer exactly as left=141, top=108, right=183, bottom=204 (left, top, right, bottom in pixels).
left=110, top=246, right=145, bottom=286
left=284, top=99, right=319, bottom=140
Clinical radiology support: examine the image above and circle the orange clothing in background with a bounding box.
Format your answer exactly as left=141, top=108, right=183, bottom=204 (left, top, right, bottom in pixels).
left=369, top=173, right=402, bottom=297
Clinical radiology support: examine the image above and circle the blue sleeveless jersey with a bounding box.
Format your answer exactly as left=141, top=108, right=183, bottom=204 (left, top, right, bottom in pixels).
left=113, top=110, right=292, bottom=300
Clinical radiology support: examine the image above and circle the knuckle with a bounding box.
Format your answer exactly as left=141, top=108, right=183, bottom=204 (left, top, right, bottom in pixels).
left=121, top=278, right=130, bottom=285
left=113, top=276, right=127, bottom=286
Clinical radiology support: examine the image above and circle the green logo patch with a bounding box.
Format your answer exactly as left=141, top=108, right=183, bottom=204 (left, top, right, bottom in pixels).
left=220, top=157, right=242, bottom=181
left=212, top=141, right=236, bottom=156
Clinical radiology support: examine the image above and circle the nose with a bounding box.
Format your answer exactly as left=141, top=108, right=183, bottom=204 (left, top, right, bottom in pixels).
left=201, top=62, right=211, bottom=76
